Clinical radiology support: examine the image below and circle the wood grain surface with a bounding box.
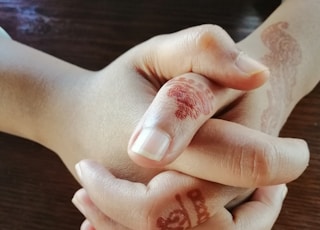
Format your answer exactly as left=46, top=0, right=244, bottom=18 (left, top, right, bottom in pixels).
left=0, top=0, right=319, bottom=229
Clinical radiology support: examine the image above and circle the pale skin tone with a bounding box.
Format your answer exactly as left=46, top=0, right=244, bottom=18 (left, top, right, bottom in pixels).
left=0, top=32, right=296, bottom=229
left=73, top=0, right=319, bottom=229
left=0, top=27, right=290, bottom=230
left=0, top=0, right=319, bottom=229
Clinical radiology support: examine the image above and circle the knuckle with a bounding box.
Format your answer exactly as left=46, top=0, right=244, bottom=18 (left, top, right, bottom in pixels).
left=243, top=141, right=279, bottom=186
left=191, top=24, right=238, bottom=62
left=196, top=24, right=225, bottom=36
left=193, top=24, right=225, bottom=49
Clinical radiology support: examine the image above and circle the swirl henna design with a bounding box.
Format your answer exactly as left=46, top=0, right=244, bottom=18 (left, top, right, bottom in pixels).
left=260, top=22, right=302, bottom=133
left=156, top=194, right=192, bottom=230
left=156, top=189, right=209, bottom=230
left=166, top=77, right=214, bottom=120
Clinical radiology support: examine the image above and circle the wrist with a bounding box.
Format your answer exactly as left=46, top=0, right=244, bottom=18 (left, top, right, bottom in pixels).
left=235, top=0, right=320, bottom=134
left=0, top=38, right=93, bottom=148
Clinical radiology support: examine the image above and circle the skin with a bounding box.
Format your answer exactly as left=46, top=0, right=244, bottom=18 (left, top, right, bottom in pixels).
left=73, top=0, right=320, bottom=229
left=73, top=160, right=287, bottom=230
left=0, top=28, right=303, bottom=229
left=0, top=25, right=273, bottom=182
left=166, top=77, right=214, bottom=120
left=0, top=24, right=291, bottom=230
left=0, top=0, right=318, bottom=229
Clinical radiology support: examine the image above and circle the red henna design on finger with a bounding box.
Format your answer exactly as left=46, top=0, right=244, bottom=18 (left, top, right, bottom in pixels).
left=187, top=189, right=210, bottom=224
left=260, top=22, right=302, bottom=133
left=156, top=189, right=209, bottom=230
left=166, top=77, right=214, bottom=120
left=157, top=194, right=192, bottom=230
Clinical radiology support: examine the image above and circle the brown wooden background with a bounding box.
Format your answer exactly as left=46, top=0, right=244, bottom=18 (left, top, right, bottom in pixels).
left=0, top=0, right=319, bottom=229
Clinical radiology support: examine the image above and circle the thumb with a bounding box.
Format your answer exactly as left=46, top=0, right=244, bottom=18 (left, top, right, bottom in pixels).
left=128, top=72, right=237, bottom=167
left=133, top=24, right=269, bottom=90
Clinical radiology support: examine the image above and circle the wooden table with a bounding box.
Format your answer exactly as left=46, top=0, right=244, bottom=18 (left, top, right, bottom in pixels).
left=0, top=0, right=319, bottom=229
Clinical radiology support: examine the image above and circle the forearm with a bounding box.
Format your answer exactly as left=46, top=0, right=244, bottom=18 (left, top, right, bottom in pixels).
left=0, top=38, right=91, bottom=143
left=237, top=0, right=320, bottom=133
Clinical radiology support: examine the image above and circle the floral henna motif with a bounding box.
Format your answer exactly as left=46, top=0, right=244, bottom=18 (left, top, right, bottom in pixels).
left=167, top=77, right=214, bottom=120
left=260, top=22, right=302, bottom=133
left=156, top=189, right=209, bottom=230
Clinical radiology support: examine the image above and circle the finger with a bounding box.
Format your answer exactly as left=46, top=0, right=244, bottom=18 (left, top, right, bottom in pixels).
left=80, top=219, right=95, bottom=230
left=0, top=27, right=11, bottom=39
left=170, top=119, right=309, bottom=187
left=232, top=184, right=287, bottom=229
left=133, top=24, right=269, bottom=90
left=75, top=160, right=244, bottom=230
left=128, top=72, right=239, bottom=167
left=73, top=189, right=129, bottom=230
left=193, top=184, right=287, bottom=230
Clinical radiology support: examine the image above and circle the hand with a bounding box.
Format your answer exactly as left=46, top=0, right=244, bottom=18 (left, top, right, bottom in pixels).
left=0, top=23, right=306, bottom=229
left=0, top=25, right=309, bottom=188
left=72, top=160, right=288, bottom=230
left=23, top=24, right=300, bottom=229
left=2, top=26, right=297, bottom=228
left=38, top=26, right=288, bottom=185
left=25, top=25, right=305, bottom=230
left=70, top=2, right=320, bottom=227
left=39, top=25, right=307, bottom=188
left=67, top=23, right=308, bottom=229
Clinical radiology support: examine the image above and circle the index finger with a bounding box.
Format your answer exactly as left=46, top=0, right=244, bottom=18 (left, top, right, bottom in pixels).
left=75, top=160, right=246, bottom=230
left=132, top=24, right=269, bottom=90
left=169, top=119, right=309, bottom=187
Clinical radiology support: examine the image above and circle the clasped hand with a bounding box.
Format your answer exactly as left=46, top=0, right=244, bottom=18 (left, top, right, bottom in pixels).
left=61, top=25, right=309, bottom=230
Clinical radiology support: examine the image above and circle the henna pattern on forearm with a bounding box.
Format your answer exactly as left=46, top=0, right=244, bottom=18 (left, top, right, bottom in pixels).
left=167, top=77, right=214, bottom=120
left=157, top=189, right=210, bottom=230
left=260, top=22, right=302, bottom=133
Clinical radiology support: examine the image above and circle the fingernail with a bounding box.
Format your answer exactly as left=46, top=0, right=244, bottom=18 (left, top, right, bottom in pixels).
left=131, top=128, right=171, bottom=161
left=72, top=194, right=86, bottom=215
left=81, top=220, right=95, bottom=230
left=236, top=52, right=268, bottom=75
left=75, top=162, right=82, bottom=181
left=281, top=185, right=288, bottom=200
left=0, top=27, right=11, bottom=39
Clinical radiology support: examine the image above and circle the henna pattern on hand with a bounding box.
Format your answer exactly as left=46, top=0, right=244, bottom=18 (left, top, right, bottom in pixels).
left=157, top=194, right=192, bottom=230
left=187, top=189, right=210, bottom=225
left=166, top=77, right=214, bottom=120
left=260, top=22, right=302, bottom=133
left=156, top=189, right=209, bottom=230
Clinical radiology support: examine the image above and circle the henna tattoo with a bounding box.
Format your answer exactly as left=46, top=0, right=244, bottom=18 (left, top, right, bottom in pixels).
left=260, top=22, right=302, bottom=133
left=156, top=189, right=209, bottom=230
left=187, top=189, right=210, bottom=224
left=157, top=194, right=192, bottom=230
left=166, top=77, right=214, bottom=120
